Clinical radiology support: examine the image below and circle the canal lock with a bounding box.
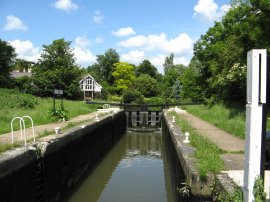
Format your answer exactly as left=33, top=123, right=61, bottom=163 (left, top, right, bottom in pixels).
left=125, top=111, right=162, bottom=131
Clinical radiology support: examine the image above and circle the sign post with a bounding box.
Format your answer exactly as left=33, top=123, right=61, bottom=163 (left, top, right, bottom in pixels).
left=53, top=89, right=64, bottom=111
left=244, top=49, right=267, bottom=202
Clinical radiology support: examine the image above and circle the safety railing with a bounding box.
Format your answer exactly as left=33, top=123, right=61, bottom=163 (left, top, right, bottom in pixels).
left=11, top=116, right=35, bottom=146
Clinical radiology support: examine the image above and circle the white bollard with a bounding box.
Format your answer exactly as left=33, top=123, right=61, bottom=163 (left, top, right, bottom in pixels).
left=95, top=114, right=99, bottom=122
left=55, top=127, right=61, bottom=134
left=183, top=132, right=190, bottom=143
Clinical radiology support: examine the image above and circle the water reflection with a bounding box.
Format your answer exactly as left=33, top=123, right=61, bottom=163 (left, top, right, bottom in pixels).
left=68, top=132, right=175, bottom=202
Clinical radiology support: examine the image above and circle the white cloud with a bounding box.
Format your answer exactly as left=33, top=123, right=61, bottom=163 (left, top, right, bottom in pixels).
left=53, top=0, right=78, bottom=12
left=117, top=32, right=193, bottom=73
left=9, top=40, right=40, bottom=62
left=112, top=27, right=136, bottom=37
left=4, top=15, right=27, bottom=31
left=193, top=0, right=230, bottom=22
left=218, top=4, right=231, bottom=18
left=95, top=35, right=104, bottom=44
left=73, top=47, right=96, bottom=66
left=93, top=10, right=104, bottom=24
left=149, top=54, right=166, bottom=73
left=73, top=36, right=96, bottom=66
left=121, top=50, right=145, bottom=64
left=174, top=57, right=190, bottom=66
left=118, top=33, right=193, bottom=55
left=75, top=36, right=91, bottom=48
left=148, top=55, right=190, bottom=74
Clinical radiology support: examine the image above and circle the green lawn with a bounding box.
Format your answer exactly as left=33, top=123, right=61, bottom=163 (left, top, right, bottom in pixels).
left=0, top=88, right=101, bottom=135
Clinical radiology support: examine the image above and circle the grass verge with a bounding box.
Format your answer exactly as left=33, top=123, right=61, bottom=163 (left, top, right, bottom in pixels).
left=182, top=103, right=270, bottom=139
left=168, top=111, right=224, bottom=179
left=0, top=88, right=102, bottom=135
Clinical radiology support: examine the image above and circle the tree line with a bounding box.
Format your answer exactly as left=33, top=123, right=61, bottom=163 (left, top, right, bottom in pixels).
left=0, top=38, right=185, bottom=103
left=185, top=0, right=270, bottom=104
left=0, top=0, right=269, bottom=104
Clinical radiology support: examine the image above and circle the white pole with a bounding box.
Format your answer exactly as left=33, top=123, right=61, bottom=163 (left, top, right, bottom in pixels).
left=244, top=49, right=267, bottom=202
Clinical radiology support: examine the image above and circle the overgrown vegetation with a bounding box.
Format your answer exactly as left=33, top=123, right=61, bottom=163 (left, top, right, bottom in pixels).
left=0, top=88, right=39, bottom=109
left=169, top=111, right=224, bottom=179
left=253, top=176, right=267, bottom=202
left=48, top=107, right=69, bottom=121
left=0, top=142, right=21, bottom=154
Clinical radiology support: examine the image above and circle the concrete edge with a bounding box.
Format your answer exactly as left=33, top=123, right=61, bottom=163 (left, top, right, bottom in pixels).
left=0, top=110, right=125, bottom=175
left=38, top=110, right=125, bottom=156
left=0, top=146, right=36, bottom=178
left=212, top=173, right=241, bottom=201
left=163, top=110, right=214, bottom=198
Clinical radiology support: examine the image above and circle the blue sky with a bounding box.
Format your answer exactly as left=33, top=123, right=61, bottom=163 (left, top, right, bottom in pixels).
left=0, top=0, right=230, bottom=73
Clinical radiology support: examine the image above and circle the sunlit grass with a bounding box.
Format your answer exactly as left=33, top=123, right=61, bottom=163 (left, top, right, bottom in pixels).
left=168, top=111, right=224, bottom=179
left=182, top=103, right=247, bottom=139
left=0, top=89, right=101, bottom=135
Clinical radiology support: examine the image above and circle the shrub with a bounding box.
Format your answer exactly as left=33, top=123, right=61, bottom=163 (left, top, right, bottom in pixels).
left=144, top=97, right=164, bottom=105
left=109, top=95, right=122, bottom=102
left=0, top=88, right=39, bottom=109
left=48, top=107, right=69, bottom=121
left=253, top=176, right=267, bottom=202
left=122, top=89, right=144, bottom=104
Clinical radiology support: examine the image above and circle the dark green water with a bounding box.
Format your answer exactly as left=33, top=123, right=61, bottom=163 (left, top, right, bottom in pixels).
left=68, top=131, right=177, bottom=202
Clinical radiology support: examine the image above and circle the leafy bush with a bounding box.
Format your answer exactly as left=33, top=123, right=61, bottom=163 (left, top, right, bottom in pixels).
left=17, top=94, right=39, bottom=108
left=134, top=74, right=159, bottom=97
left=48, top=107, right=69, bottom=121
left=108, top=95, right=122, bottom=102
left=122, top=89, right=144, bottom=104
left=0, top=88, right=38, bottom=109
left=253, top=176, right=267, bottom=202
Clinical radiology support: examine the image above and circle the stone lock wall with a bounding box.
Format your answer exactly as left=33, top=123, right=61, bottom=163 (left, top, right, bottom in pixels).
left=0, top=110, right=126, bottom=202
left=162, top=110, right=214, bottom=200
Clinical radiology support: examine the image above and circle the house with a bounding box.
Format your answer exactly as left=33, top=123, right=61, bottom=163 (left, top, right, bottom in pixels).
left=10, top=70, right=32, bottom=78
left=79, top=74, right=102, bottom=100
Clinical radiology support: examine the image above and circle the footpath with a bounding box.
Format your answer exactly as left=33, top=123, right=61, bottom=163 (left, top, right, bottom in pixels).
left=174, top=107, right=269, bottom=200
left=0, top=111, right=107, bottom=144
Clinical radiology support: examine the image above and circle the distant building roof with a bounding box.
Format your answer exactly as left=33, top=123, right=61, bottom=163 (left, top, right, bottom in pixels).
left=10, top=71, right=32, bottom=78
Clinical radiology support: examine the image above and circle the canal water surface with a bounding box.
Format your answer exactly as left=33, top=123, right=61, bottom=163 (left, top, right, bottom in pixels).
left=68, top=131, right=180, bottom=202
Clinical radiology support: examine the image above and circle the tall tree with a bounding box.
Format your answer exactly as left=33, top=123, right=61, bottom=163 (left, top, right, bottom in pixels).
left=136, top=59, right=157, bottom=78
left=163, top=53, right=174, bottom=74
left=181, top=56, right=204, bottom=101
left=192, top=0, right=267, bottom=103
left=0, top=39, right=16, bottom=87
left=112, top=62, right=135, bottom=93
left=162, top=68, right=182, bottom=98
left=32, top=38, right=82, bottom=98
left=96, top=48, right=120, bottom=84
left=134, top=74, right=159, bottom=97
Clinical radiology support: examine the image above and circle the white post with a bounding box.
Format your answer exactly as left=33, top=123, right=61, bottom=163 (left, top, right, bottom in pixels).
left=244, top=49, right=267, bottom=202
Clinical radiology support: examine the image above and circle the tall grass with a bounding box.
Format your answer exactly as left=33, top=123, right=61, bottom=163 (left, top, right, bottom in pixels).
left=182, top=103, right=246, bottom=139
left=0, top=88, right=101, bottom=135
left=169, top=111, right=224, bottom=179
left=183, top=103, right=270, bottom=139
